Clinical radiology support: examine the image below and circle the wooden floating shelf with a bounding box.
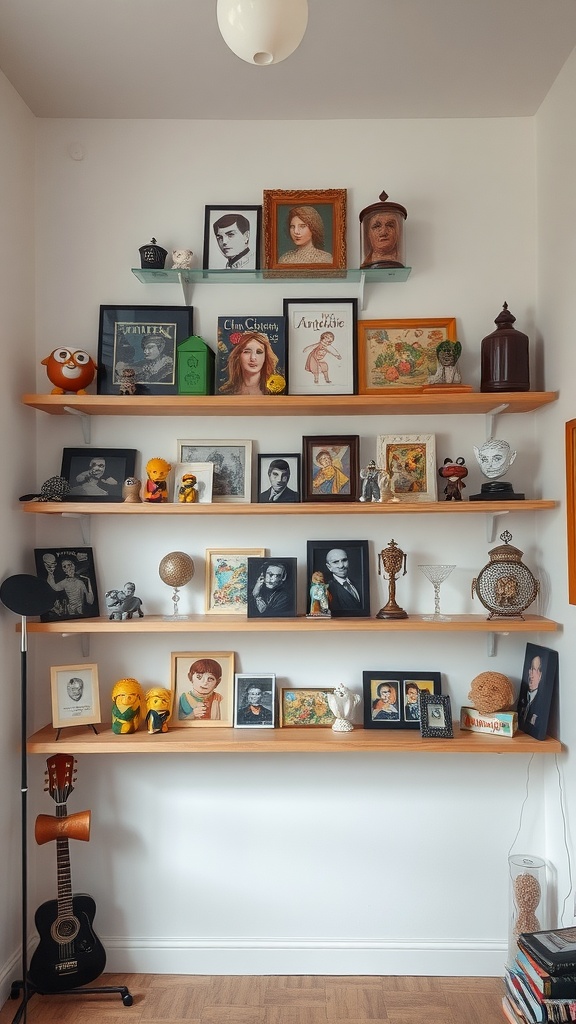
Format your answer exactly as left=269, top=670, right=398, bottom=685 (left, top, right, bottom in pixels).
left=22, top=500, right=557, bottom=517
left=26, top=722, right=562, bottom=756
left=21, top=391, right=558, bottom=418
left=22, top=613, right=560, bottom=635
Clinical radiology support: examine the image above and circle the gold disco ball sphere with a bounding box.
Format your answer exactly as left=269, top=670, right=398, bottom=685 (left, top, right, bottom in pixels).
left=158, top=551, right=195, bottom=588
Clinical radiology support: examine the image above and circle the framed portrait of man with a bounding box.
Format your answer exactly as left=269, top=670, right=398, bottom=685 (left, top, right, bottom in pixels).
left=50, top=663, right=101, bottom=731
left=516, top=643, right=559, bottom=740
left=257, top=454, right=301, bottom=503
left=234, top=674, right=276, bottom=729
left=247, top=557, right=297, bottom=619
left=307, top=539, right=370, bottom=618
left=203, top=205, right=262, bottom=271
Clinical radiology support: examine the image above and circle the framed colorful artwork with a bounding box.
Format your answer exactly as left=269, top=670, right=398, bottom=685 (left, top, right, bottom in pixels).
left=362, top=671, right=441, bottom=730
left=357, top=317, right=457, bottom=394
left=177, top=439, right=252, bottom=503
left=283, top=297, right=358, bottom=395
left=302, top=434, right=360, bottom=502
left=263, top=189, right=347, bottom=272
left=307, top=539, right=370, bottom=618
left=202, top=205, right=262, bottom=271
left=34, top=546, right=100, bottom=622
left=216, top=315, right=286, bottom=395
left=279, top=687, right=336, bottom=728
left=376, top=433, right=437, bottom=502
left=205, top=548, right=266, bottom=614
left=97, top=304, right=194, bottom=396
left=171, top=651, right=235, bottom=727
left=50, top=664, right=101, bottom=731
left=234, top=674, right=276, bottom=728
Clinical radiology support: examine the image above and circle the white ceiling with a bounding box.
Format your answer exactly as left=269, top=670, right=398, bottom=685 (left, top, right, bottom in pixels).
left=0, top=0, right=575, bottom=120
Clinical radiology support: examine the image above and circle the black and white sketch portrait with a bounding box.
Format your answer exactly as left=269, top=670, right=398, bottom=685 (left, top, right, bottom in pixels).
left=35, top=547, right=100, bottom=622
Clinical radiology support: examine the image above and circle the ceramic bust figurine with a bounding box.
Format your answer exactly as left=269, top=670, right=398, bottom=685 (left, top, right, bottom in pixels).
left=327, top=683, right=360, bottom=732
left=470, top=437, right=524, bottom=501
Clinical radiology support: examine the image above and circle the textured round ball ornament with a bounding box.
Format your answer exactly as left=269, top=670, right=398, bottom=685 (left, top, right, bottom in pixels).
left=468, top=671, right=514, bottom=714
left=158, top=551, right=195, bottom=619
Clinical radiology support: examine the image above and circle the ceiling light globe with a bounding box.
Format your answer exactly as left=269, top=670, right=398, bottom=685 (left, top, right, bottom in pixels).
left=217, top=0, right=308, bottom=65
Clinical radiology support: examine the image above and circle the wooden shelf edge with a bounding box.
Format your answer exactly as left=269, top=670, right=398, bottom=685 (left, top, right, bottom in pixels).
left=21, top=499, right=558, bottom=516
left=26, top=722, right=562, bottom=755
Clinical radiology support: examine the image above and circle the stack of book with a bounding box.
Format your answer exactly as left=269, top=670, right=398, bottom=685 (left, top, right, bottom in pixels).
left=504, top=927, right=576, bottom=1023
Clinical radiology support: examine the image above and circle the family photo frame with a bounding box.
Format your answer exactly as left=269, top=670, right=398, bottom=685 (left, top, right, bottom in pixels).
left=283, top=297, right=358, bottom=396
left=302, top=434, right=360, bottom=502
left=50, top=663, right=101, bottom=731
left=203, top=205, right=262, bottom=271
left=177, top=439, right=252, bottom=503
left=205, top=548, right=266, bottom=614
left=97, top=304, right=194, bottom=396
left=307, top=539, right=370, bottom=618
left=377, top=433, right=437, bottom=502
left=60, top=447, right=137, bottom=503
left=234, top=674, right=276, bottom=728
left=362, top=671, right=441, bottom=730
left=357, top=317, right=457, bottom=394
left=263, top=189, right=347, bottom=272
left=35, top=546, right=100, bottom=622
left=171, top=650, right=235, bottom=727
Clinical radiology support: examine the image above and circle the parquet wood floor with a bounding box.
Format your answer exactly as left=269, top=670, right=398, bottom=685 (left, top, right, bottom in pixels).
left=0, top=974, right=505, bottom=1024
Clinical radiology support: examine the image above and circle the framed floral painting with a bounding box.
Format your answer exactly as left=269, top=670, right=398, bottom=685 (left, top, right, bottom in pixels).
left=357, top=317, right=457, bottom=393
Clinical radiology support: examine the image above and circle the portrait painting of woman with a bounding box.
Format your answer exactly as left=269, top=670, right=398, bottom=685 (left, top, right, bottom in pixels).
left=278, top=206, right=332, bottom=266
left=216, top=317, right=287, bottom=396
left=263, top=189, right=347, bottom=272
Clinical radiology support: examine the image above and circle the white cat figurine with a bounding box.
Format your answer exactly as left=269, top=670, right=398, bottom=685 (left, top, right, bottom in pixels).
left=171, top=248, right=193, bottom=269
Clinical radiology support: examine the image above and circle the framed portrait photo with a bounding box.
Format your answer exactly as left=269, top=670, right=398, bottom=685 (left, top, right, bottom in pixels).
left=419, top=693, right=454, bottom=739
left=60, top=447, right=137, bottom=503
left=307, top=539, right=370, bottom=618
left=172, top=462, right=214, bottom=504
left=234, top=673, right=276, bottom=728
left=177, top=439, right=252, bottom=503
left=171, top=650, right=235, bottom=728
left=283, top=297, right=358, bottom=396
left=302, top=434, right=360, bottom=502
left=516, top=643, right=559, bottom=741
left=203, top=205, right=262, bottom=271
left=362, top=671, right=441, bottom=730
left=263, top=189, right=347, bottom=272
left=258, top=453, right=301, bottom=503
left=247, top=556, right=297, bottom=619
left=357, top=317, right=457, bottom=394
left=35, top=546, right=100, bottom=622
left=216, top=315, right=286, bottom=395
left=377, top=433, right=437, bottom=502
left=279, top=687, right=336, bottom=728
left=205, top=548, right=266, bottom=614
left=97, top=304, right=194, bottom=396
left=50, top=663, right=101, bottom=731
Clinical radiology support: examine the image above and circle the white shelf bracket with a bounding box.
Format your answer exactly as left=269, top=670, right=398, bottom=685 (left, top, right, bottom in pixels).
left=61, top=512, right=90, bottom=544
left=487, top=632, right=496, bottom=657
left=60, top=632, right=90, bottom=657
left=486, top=509, right=509, bottom=542
left=63, top=405, right=91, bottom=444
left=179, top=272, right=193, bottom=306
left=485, top=402, right=510, bottom=439
left=359, top=271, right=366, bottom=311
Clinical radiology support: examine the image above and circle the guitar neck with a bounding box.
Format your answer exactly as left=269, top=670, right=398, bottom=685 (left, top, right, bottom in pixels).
left=55, top=803, right=73, bottom=919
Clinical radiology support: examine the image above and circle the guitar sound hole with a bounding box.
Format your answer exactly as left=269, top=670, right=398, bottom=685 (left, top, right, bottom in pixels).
left=51, top=917, right=80, bottom=943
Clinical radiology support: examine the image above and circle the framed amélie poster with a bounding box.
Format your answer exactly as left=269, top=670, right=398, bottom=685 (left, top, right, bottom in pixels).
left=283, top=297, right=358, bottom=396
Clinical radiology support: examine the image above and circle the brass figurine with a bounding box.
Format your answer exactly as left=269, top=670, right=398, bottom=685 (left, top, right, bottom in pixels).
left=376, top=539, right=408, bottom=619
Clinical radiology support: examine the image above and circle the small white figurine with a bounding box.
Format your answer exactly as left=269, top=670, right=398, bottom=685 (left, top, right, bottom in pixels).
left=359, top=459, right=384, bottom=502
left=327, top=683, right=360, bottom=732
left=171, top=249, right=194, bottom=269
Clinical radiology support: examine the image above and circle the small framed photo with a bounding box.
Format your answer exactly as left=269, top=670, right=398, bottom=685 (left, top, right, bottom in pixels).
left=362, top=671, right=441, bottom=729
left=357, top=318, right=457, bottom=394
left=60, top=447, right=137, bottom=503
left=172, top=462, right=214, bottom=503
left=203, top=205, right=262, bottom=271
left=234, top=674, right=276, bottom=728
left=97, top=304, right=194, bottom=395
left=377, top=433, right=437, bottom=502
left=302, top=435, right=360, bottom=502
left=263, top=189, right=347, bottom=272
left=279, top=687, right=336, bottom=728
left=35, top=547, right=100, bottom=622
left=419, top=693, right=454, bottom=738
left=517, top=643, right=559, bottom=740
left=258, top=454, right=301, bottom=503
left=216, top=315, right=286, bottom=395
left=307, top=540, right=370, bottom=618
left=283, top=297, right=358, bottom=396
left=247, top=557, right=297, bottom=618
left=171, top=651, right=235, bottom=727
left=177, top=439, right=252, bottom=503
left=50, top=664, right=101, bottom=730
left=205, top=548, right=266, bottom=614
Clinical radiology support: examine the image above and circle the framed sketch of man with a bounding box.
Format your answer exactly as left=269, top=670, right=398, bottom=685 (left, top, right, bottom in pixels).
left=247, top=557, right=297, bottom=618
left=258, top=454, right=301, bottom=503
left=516, top=643, right=559, bottom=740
left=50, top=663, right=101, bottom=730
left=35, top=546, right=100, bottom=622
left=203, top=205, right=262, bottom=271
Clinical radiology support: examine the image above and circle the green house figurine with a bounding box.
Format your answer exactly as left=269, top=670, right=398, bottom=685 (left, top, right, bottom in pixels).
left=177, top=335, right=214, bottom=395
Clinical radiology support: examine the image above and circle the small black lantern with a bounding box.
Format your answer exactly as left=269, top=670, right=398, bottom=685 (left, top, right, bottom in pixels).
left=139, top=237, right=168, bottom=270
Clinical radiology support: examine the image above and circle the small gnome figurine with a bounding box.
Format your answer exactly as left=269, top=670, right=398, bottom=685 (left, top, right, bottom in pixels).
left=111, top=678, right=144, bottom=734
left=144, top=457, right=171, bottom=502
left=145, top=687, right=172, bottom=734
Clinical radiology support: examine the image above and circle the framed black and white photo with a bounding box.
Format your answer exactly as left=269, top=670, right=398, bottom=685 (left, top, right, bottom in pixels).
left=97, top=304, right=194, bottom=395
left=283, top=298, right=357, bottom=395
left=307, top=539, right=370, bottom=618
left=35, top=547, right=100, bottom=622
left=419, top=693, right=454, bottom=739
left=516, top=643, right=559, bottom=741
left=362, top=671, right=441, bottom=730
left=60, top=447, right=137, bottom=503
left=247, top=557, right=297, bottom=618
left=177, top=439, right=252, bottom=503
left=258, top=453, right=301, bottom=503
left=50, top=663, right=101, bottom=730
left=203, top=205, right=262, bottom=271
left=234, top=673, right=276, bottom=728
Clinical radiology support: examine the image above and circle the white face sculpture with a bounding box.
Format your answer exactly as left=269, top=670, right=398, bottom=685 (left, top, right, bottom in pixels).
left=473, top=438, right=517, bottom=480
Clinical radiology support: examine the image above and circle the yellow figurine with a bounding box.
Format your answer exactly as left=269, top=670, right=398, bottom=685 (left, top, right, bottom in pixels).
left=111, top=677, right=144, bottom=734
left=178, top=472, right=198, bottom=503
left=145, top=687, right=172, bottom=734
left=145, top=457, right=171, bottom=503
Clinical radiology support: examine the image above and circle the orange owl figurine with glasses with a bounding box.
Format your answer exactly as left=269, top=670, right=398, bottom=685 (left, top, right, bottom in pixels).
left=42, top=347, right=97, bottom=394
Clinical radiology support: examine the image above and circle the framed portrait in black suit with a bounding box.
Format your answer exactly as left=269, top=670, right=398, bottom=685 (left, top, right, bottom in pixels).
left=257, top=453, right=301, bottom=503
left=517, top=643, right=559, bottom=741
left=307, top=540, right=370, bottom=618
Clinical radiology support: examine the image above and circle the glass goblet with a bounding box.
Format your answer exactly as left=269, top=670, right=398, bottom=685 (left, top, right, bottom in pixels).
left=418, top=564, right=456, bottom=621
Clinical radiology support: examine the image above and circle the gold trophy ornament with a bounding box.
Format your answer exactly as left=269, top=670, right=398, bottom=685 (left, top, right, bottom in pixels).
left=376, top=539, right=408, bottom=619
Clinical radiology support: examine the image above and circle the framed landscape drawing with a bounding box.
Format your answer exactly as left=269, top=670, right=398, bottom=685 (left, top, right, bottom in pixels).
left=97, top=304, right=194, bottom=396
left=263, top=189, right=346, bottom=272
left=377, top=433, right=437, bottom=502
left=283, top=297, right=357, bottom=395
left=357, top=317, right=457, bottom=394
left=205, top=548, right=265, bottom=614
left=177, top=439, right=252, bottom=503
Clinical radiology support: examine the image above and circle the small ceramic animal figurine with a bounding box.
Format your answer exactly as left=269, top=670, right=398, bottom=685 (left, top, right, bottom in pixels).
left=327, top=683, right=360, bottom=732
left=178, top=472, right=198, bottom=503
left=307, top=571, right=331, bottom=617
left=171, top=249, right=194, bottom=269
left=438, top=456, right=468, bottom=501
left=118, top=367, right=138, bottom=395
left=145, top=687, right=172, bottom=734
left=106, top=583, right=144, bottom=620
left=111, top=677, right=144, bottom=734
left=122, top=477, right=142, bottom=503
left=41, top=347, right=97, bottom=394
left=145, top=457, right=171, bottom=502
left=427, top=340, right=463, bottom=385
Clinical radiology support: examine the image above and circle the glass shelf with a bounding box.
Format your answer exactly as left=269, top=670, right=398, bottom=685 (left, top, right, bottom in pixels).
left=131, top=266, right=412, bottom=285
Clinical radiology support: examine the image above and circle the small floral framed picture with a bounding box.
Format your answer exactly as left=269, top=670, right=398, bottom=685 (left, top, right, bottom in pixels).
left=279, top=687, right=336, bottom=728
left=357, top=317, right=457, bottom=394
left=203, top=205, right=262, bottom=271
left=362, top=671, right=441, bottom=730
left=171, top=651, right=235, bottom=727
left=283, top=298, right=358, bottom=396
left=302, top=435, right=360, bottom=502
left=377, top=433, right=437, bottom=502
left=50, top=664, right=101, bottom=732
left=205, top=548, right=266, bottom=614
left=419, top=693, right=454, bottom=739
left=263, top=189, right=347, bottom=272
left=234, top=673, right=276, bottom=728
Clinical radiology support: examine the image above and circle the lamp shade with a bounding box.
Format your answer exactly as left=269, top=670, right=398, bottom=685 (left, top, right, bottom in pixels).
left=217, top=0, right=308, bottom=65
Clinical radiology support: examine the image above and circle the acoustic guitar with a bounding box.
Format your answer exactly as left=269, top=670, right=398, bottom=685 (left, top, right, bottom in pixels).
left=28, top=753, right=106, bottom=992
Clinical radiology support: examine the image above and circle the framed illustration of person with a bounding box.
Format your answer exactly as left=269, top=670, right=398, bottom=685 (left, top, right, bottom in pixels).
left=50, top=663, right=101, bottom=731
left=97, top=304, right=194, bottom=396
left=216, top=315, right=286, bottom=396
left=263, top=189, right=347, bottom=272
left=35, top=547, right=100, bottom=622
left=516, top=643, right=559, bottom=741
left=171, top=651, right=235, bottom=728
left=257, top=454, right=301, bottom=503
left=302, top=435, right=360, bottom=502
left=283, top=297, right=358, bottom=396
left=234, top=674, right=276, bottom=728
left=60, top=447, right=137, bottom=503
left=203, top=205, right=262, bottom=271
left=247, top=557, right=297, bottom=618
left=307, top=539, right=370, bottom=618
left=362, top=671, right=441, bottom=730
